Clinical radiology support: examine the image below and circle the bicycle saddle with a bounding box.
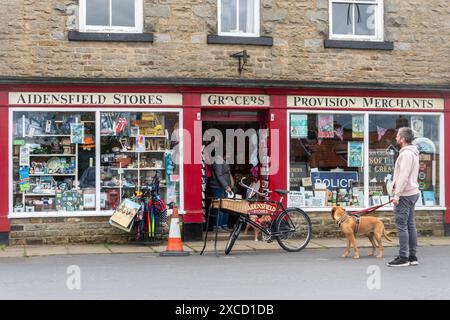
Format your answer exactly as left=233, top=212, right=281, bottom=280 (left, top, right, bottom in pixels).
left=274, top=189, right=290, bottom=196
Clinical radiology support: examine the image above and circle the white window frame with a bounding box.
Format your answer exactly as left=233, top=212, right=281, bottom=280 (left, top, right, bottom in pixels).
left=218, top=0, right=260, bottom=37
left=286, top=110, right=445, bottom=212
left=79, top=0, right=143, bottom=33
left=329, top=0, right=384, bottom=41
left=8, top=107, right=184, bottom=218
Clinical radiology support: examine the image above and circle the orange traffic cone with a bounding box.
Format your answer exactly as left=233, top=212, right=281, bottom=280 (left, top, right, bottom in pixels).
left=160, top=206, right=190, bottom=256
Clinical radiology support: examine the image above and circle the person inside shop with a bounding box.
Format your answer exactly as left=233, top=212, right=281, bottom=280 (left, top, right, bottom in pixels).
left=207, top=140, right=233, bottom=232
left=387, top=127, right=420, bottom=267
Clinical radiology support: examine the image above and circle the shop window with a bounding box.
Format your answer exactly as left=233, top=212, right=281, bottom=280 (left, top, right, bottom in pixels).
left=79, top=0, right=143, bottom=33
left=218, top=0, right=260, bottom=37
left=329, top=0, right=383, bottom=41
left=289, top=113, right=365, bottom=208
left=369, top=114, right=441, bottom=207
left=12, top=111, right=97, bottom=213
left=99, top=111, right=180, bottom=211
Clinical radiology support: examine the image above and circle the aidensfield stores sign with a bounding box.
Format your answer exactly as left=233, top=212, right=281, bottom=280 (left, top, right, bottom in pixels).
left=9, top=92, right=182, bottom=105
left=287, top=96, right=444, bottom=110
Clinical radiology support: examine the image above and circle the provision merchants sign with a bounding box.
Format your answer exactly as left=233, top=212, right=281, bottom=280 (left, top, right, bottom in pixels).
left=9, top=92, right=182, bottom=105
left=287, top=96, right=444, bottom=110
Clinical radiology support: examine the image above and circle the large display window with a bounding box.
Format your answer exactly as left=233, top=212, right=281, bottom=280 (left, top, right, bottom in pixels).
left=368, top=114, right=442, bottom=207
left=10, top=109, right=182, bottom=215
left=11, top=111, right=97, bottom=213
left=289, top=113, right=365, bottom=208
left=289, top=111, right=443, bottom=209
left=99, top=111, right=180, bottom=211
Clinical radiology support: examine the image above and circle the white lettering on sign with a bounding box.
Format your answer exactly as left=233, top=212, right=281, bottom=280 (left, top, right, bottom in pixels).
left=9, top=92, right=182, bottom=105
left=202, top=94, right=269, bottom=106
left=314, top=178, right=357, bottom=189
left=287, top=96, right=444, bottom=110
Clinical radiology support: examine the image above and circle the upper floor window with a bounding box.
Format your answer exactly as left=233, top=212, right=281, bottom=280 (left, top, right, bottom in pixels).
left=218, top=0, right=260, bottom=37
left=329, top=0, right=383, bottom=41
left=79, top=0, right=143, bottom=33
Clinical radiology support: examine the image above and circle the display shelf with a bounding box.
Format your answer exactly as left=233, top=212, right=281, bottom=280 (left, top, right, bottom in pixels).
left=30, top=173, right=76, bottom=176
left=120, top=150, right=166, bottom=153
left=109, top=167, right=165, bottom=171
left=30, top=154, right=76, bottom=157
left=28, top=134, right=71, bottom=137
left=24, top=193, right=56, bottom=197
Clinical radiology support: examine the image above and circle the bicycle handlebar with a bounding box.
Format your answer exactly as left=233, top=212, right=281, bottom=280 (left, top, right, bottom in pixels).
left=239, top=177, right=271, bottom=198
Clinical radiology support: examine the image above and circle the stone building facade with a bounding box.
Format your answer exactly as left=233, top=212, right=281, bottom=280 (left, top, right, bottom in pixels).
left=0, top=0, right=449, bottom=245
left=0, top=0, right=448, bottom=83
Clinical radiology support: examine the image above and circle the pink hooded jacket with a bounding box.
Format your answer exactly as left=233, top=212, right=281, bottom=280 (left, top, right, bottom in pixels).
left=392, top=144, right=420, bottom=200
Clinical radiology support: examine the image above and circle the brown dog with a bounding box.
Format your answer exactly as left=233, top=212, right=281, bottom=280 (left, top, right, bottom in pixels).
left=331, top=206, right=392, bottom=259
left=244, top=215, right=273, bottom=241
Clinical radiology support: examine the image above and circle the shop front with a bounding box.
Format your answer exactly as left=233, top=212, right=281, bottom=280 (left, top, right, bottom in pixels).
left=286, top=94, right=447, bottom=237
left=0, top=86, right=448, bottom=244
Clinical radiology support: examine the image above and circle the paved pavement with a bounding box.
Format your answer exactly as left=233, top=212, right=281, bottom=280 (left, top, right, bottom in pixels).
left=1, top=236, right=450, bottom=258
left=1, top=245, right=450, bottom=300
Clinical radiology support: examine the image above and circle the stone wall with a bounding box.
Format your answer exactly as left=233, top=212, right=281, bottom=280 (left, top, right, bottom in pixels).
left=0, top=0, right=448, bottom=84
left=9, top=216, right=168, bottom=245
left=8, top=210, right=444, bottom=245
left=310, top=210, right=445, bottom=238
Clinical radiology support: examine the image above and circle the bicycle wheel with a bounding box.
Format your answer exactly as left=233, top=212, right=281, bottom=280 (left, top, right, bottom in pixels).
left=275, top=208, right=312, bottom=252
left=225, top=220, right=243, bottom=255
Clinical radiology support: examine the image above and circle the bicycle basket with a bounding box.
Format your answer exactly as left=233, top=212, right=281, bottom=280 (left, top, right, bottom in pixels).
left=211, top=199, right=250, bottom=215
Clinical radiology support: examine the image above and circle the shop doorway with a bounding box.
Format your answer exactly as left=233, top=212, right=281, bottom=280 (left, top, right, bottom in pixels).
left=201, top=110, right=268, bottom=229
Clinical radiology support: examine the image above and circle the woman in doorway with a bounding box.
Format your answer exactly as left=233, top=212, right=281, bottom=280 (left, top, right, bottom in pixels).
left=209, top=153, right=233, bottom=231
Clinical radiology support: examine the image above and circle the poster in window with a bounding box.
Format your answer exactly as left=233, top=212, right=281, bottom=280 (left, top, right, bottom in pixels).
left=348, top=141, right=363, bottom=167
left=411, top=116, right=424, bottom=138
left=291, top=114, right=308, bottom=138
left=352, top=115, right=364, bottom=138
left=70, top=123, right=84, bottom=144
left=19, top=145, right=30, bottom=167
left=318, top=115, right=334, bottom=138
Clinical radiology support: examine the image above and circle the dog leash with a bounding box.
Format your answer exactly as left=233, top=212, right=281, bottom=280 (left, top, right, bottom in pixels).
left=351, top=199, right=394, bottom=216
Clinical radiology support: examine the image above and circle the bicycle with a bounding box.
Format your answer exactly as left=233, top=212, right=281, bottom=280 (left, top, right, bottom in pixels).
left=201, top=178, right=312, bottom=255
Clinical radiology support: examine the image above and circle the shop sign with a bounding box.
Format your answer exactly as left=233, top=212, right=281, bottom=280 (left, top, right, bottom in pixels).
left=247, top=202, right=277, bottom=215
left=9, top=92, right=182, bottom=106
left=202, top=94, right=269, bottom=106
left=287, top=96, right=444, bottom=110
left=310, top=171, right=358, bottom=190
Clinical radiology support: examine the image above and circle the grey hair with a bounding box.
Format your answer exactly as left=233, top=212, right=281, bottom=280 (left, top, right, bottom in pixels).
left=397, top=127, right=414, bottom=144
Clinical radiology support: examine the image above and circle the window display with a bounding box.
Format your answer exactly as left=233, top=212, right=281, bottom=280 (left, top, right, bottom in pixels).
left=12, top=111, right=96, bottom=212
left=289, top=112, right=442, bottom=209
left=369, top=114, right=441, bottom=207
left=100, top=111, right=180, bottom=211
left=11, top=109, right=181, bottom=215
left=289, top=113, right=365, bottom=208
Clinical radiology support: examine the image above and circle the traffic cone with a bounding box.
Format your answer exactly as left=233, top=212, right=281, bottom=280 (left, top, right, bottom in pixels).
left=160, top=206, right=190, bottom=256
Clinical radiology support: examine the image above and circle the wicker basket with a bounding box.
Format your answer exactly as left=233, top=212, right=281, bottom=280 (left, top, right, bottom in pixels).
left=210, top=199, right=250, bottom=215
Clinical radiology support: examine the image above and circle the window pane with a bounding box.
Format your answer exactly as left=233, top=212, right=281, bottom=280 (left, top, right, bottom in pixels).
left=112, top=0, right=135, bottom=27
left=221, top=0, right=237, bottom=33
left=100, top=112, right=180, bottom=211
left=239, top=0, right=256, bottom=33
left=12, top=111, right=96, bottom=213
left=355, top=4, right=376, bottom=36
left=289, top=114, right=365, bottom=208
left=332, top=3, right=353, bottom=35
left=369, top=115, right=441, bottom=207
left=86, top=0, right=110, bottom=26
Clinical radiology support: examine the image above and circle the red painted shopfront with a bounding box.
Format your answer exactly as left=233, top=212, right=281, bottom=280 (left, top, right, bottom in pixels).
left=0, top=83, right=449, bottom=243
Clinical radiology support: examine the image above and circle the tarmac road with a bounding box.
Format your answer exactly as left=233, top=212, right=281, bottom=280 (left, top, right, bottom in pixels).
left=0, top=246, right=449, bottom=300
